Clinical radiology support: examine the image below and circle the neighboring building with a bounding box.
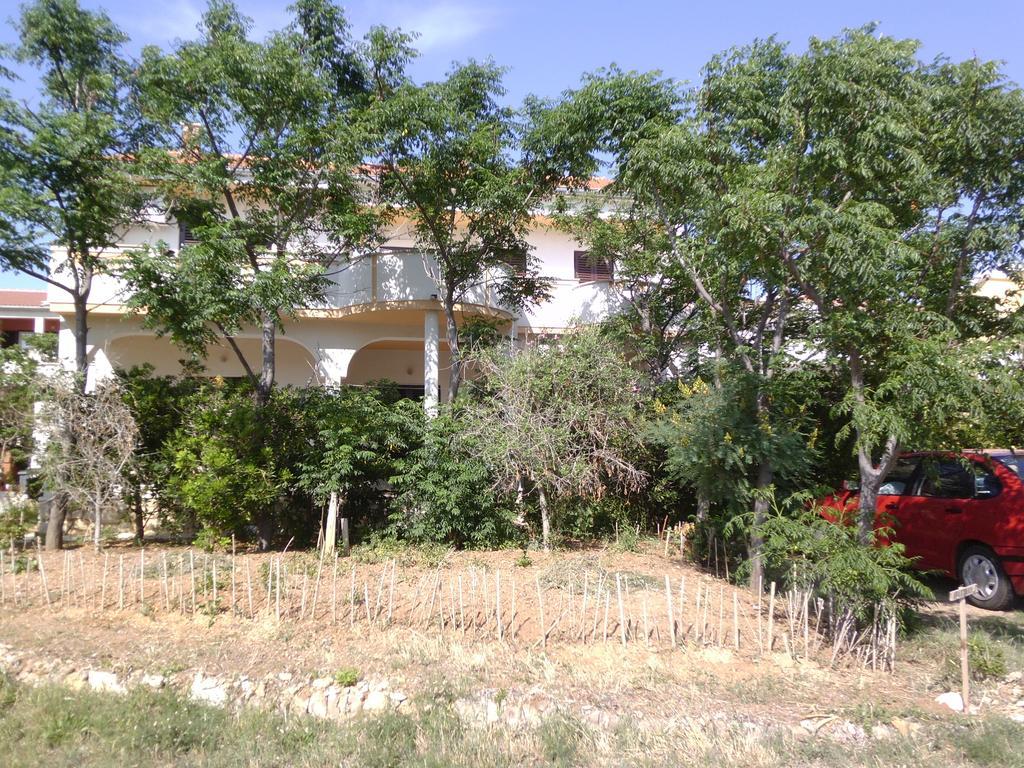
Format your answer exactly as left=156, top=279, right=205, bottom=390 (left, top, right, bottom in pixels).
left=0, top=290, right=60, bottom=348
left=0, top=289, right=59, bottom=491
left=44, top=196, right=621, bottom=402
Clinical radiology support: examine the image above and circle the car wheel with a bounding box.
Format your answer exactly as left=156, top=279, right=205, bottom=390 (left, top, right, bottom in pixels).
left=958, top=545, right=1014, bottom=611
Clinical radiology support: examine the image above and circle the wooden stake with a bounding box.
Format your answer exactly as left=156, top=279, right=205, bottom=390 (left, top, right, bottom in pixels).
left=767, top=581, right=776, bottom=653
left=733, top=592, right=740, bottom=650
left=349, top=566, right=356, bottom=626
left=331, top=556, right=338, bottom=624
left=212, top=558, right=218, bottom=613
left=387, top=560, right=395, bottom=624
left=641, top=588, right=650, bottom=647
left=190, top=550, right=196, bottom=616
left=275, top=557, right=281, bottom=622
left=496, top=571, right=503, bottom=642
left=535, top=574, right=546, bottom=649
left=245, top=557, right=254, bottom=619
left=602, top=589, right=610, bottom=643
left=117, top=555, right=124, bottom=610
left=139, top=548, right=145, bottom=610
left=78, top=551, right=87, bottom=607
left=162, top=552, right=170, bottom=611
left=615, top=573, right=627, bottom=647
left=509, top=575, right=516, bottom=640
left=665, top=575, right=676, bottom=647
left=231, top=538, right=237, bottom=616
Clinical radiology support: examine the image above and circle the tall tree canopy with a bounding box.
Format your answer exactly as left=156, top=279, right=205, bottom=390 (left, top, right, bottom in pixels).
left=0, top=0, right=147, bottom=378
left=122, top=0, right=385, bottom=405
left=362, top=56, right=589, bottom=400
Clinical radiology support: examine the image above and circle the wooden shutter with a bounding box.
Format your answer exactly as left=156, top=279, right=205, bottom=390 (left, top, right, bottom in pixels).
left=178, top=221, right=198, bottom=246
left=574, top=250, right=613, bottom=281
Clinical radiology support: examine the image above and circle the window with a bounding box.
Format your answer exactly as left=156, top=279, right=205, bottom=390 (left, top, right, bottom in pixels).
left=920, top=460, right=977, bottom=499
left=879, top=456, right=919, bottom=496
left=498, top=250, right=527, bottom=274
left=178, top=221, right=199, bottom=246
left=574, top=250, right=613, bottom=282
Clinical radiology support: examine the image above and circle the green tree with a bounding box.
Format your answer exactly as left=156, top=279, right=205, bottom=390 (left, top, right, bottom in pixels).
left=297, top=384, right=421, bottom=554
left=0, top=345, right=39, bottom=485
left=550, top=65, right=815, bottom=590
left=0, top=0, right=149, bottom=548
left=695, top=29, right=1024, bottom=541
left=362, top=56, right=585, bottom=400
left=123, top=0, right=382, bottom=406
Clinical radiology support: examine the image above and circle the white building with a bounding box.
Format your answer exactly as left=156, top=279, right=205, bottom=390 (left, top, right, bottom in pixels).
left=45, top=194, right=621, bottom=401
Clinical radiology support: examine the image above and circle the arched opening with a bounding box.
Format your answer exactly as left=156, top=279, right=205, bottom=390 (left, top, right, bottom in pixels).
left=104, top=335, right=320, bottom=388
left=345, top=339, right=452, bottom=402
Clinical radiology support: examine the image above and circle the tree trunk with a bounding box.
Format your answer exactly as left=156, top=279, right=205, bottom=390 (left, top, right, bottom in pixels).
left=443, top=299, right=461, bottom=401
left=695, top=492, right=710, bottom=522
left=255, top=514, right=274, bottom=552
left=45, top=493, right=66, bottom=551
left=323, top=491, right=339, bottom=557
left=538, top=485, right=551, bottom=552
left=73, top=294, right=89, bottom=388
left=257, top=314, right=275, bottom=407
left=133, top=485, right=145, bottom=544
left=94, top=505, right=102, bottom=550
left=748, top=460, right=774, bottom=597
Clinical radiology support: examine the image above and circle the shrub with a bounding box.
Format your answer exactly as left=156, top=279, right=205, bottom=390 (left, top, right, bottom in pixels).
left=392, top=406, right=521, bottom=549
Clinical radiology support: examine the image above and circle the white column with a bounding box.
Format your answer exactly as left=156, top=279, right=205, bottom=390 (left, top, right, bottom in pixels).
left=33, top=316, right=45, bottom=333
left=423, top=310, right=440, bottom=415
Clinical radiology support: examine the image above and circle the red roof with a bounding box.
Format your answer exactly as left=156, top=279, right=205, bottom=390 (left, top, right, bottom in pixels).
left=0, top=290, right=47, bottom=308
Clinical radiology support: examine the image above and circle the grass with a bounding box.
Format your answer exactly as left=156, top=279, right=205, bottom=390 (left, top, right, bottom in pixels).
left=902, top=614, right=1024, bottom=689
left=2, top=673, right=1022, bottom=767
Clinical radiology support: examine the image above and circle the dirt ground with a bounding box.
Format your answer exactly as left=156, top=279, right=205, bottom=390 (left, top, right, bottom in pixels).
left=3, top=541, right=1002, bottom=736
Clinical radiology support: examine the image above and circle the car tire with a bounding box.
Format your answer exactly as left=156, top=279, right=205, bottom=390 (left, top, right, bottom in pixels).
left=958, top=545, right=1014, bottom=611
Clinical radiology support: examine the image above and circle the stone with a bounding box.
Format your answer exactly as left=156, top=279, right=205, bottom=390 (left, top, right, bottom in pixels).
left=277, top=672, right=293, bottom=682
left=87, top=670, right=125, bottom=695
left=63, top=670, right=87, bottom=691
left=389, top=691, right=408, bottom=706
left=191, top=673, right=228, bottom=706
left=789, top=724, right=812, bottom=741
left=312, top=677, right=331, bottom=690
left=364, top=690, right=389, bottom=712
left=308, top=690, right=328, bottom=718
left=141, top=674, right=166, bottom=689
left=1010, top=713, right=1024, bottom=724
left=936, top=692, right=964, bottom=713
left=870, top=724, right=893, bottom=740
left=1004, top=671, right=1022, bottom=684
left=891, top=718, right=922, bottom=737
left=290, top=688, right=311, bottom=715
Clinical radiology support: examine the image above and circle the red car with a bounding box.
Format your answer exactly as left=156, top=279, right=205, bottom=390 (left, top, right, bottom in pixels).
left=826, top=451, right=1024, bottom=610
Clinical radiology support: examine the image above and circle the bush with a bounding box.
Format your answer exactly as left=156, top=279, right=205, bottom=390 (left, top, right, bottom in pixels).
left=757, top=502, right=928, bottom=622
left=391, top=406, right=521, bottom=549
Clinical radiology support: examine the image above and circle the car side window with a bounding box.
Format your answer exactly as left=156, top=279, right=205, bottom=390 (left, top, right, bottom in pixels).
left=879, top=457, right=919, bottom=496
left=973, top=464, right=1002, bottom=499
left=920, top=460, right=975, bottom=499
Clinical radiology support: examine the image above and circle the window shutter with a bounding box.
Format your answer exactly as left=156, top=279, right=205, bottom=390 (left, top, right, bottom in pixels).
left=574, top=250, right=613, bottom=281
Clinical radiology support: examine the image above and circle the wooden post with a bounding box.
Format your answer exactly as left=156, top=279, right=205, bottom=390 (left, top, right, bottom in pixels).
left=190, top=550, right=197, bottom=616
left=139, top=548, right=145, bottom=610
left=117, top=555, right=124, bottom=610
left=950, top=583, right=978, bottom=714
left=496, top=571, right=503, bottom=642
left=767, top=581, right=776, bottom=653
left=212, top=559, right=218, bottom=613
left=665, top=575, right=676, bottom=647
left=535, top=574, right=546, bottom=650
left=733, top=592, right=740, bottom=650
left=331, top=556, right=338, bottom=624
left=231, top=536, right=237, bottom=616
left=162, top=552, right=170, bottom=611
left=615, top=573, right=627, bottom=647
left=245, top=557, right=254, bottom=619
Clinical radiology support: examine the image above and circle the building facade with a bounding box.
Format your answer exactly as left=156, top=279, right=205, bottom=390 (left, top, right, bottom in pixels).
left=45, top=215, right=620, bottom=402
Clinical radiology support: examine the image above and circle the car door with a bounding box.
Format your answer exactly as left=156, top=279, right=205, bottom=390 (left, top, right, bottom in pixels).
left=874, top=456, right=921, bottom=548
left=892, top=457, right=974, bottom=571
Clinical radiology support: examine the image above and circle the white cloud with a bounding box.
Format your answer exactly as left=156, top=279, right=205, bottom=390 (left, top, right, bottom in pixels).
left=393, top=2, right=499, bottom=51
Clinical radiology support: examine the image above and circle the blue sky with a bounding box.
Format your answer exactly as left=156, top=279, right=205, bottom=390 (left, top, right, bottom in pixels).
left=2, top=0, right=1022, bottom=289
